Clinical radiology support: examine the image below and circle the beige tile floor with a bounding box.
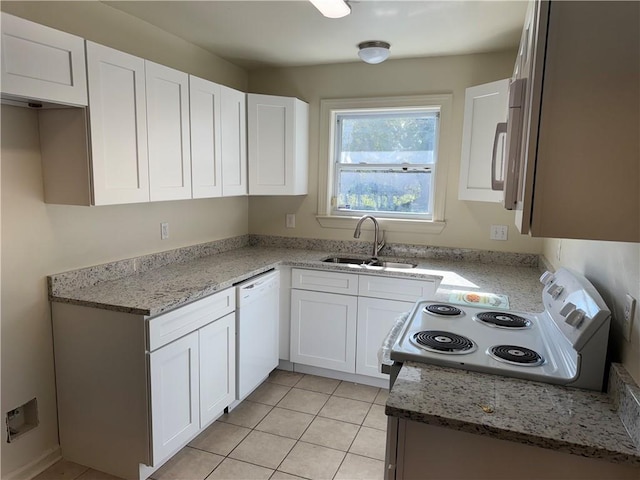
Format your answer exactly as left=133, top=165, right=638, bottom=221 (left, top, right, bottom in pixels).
left=35, top=370, right=389, bottom=480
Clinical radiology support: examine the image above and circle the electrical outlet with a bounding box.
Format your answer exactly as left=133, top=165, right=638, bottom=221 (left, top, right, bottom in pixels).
left=160, top=222, right=169, bottom=240
left=285, top=214, right=296, bottom=229
left=490, top=225, right=508, bottom=241
left=622, top=294, right=636, bottom=342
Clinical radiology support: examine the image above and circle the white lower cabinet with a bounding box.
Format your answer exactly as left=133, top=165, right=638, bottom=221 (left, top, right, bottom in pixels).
left=290, top=289, right=358, bottom=372
left=290, top=269, right=438, bottom=379
left=356, top=297, right=413, bottom=378
left=199, top=312, right=236, bottom=427
left=149, top=331, right=200, bottom=465
left=52, top=288, right=236, bottom=480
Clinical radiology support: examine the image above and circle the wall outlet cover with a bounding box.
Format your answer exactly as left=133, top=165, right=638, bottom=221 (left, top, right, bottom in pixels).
left=285, top=214, right=296, bottom=229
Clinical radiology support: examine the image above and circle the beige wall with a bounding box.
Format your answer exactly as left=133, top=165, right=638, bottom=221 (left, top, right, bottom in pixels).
left=0, top=3, right=250, bottom=476
left=247, top=54, right=543, bottom=254
left=1, top=106, right=249, bottom=478
left=543, top=239, right=640, bottom=385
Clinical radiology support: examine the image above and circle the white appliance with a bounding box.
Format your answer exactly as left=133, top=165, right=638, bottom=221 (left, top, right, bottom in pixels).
left=389, top=268, right=611, bottom=391
left=491, top=0, right=547, bottom=217
left=236, top=270, right=280, bottom=400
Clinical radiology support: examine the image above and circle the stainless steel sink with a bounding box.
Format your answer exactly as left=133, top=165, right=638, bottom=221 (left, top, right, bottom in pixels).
left=322, top=257, right=417, bottom=269
left=322, top=256, right=371, bottom=265
left=367, top=260, right=418, bottom=269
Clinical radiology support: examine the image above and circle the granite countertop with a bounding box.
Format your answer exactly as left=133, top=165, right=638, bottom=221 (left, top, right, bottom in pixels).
left=48, top=245, right=545, bottom=316
left=387, top=362, right=640, bottom=466
left=47, top=238, right=639, bottom=467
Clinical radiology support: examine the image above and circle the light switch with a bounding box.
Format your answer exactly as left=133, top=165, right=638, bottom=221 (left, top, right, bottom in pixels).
left=490, top=225, right=508, bottom=241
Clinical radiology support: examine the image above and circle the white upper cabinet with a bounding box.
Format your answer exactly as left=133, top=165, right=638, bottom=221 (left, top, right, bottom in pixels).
left=146, top=62, right=191, bottom=201
left=1, top=13, right=87, bottom=106
left=86, top=41, right=150, bottom=205
left=190, top=76, right=223, bottom=199
left=220, top=85, right=247, bottom=197
left=458, top=79, right=509, bottom=203
left=248, top=94, right=309, bottom=195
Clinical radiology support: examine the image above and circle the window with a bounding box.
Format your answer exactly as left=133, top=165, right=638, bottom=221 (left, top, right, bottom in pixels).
left=333, top=109, right=439, bottom=219
left=317, top=95, right=452, bottom=233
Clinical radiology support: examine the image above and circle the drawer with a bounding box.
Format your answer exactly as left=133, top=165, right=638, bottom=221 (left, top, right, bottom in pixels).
left=292, top=268, right=359, bottom=295
left=358, top=274, right=438, bottom=302
left=147, top=288, right=235, bottom=351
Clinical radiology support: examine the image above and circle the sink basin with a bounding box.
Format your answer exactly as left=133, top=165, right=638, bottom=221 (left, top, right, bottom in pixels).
left=322, top=256, right=371, bottom=265
left=368, top=261, right=418, bottom=269
left=322, top=257, right=418, bottom=269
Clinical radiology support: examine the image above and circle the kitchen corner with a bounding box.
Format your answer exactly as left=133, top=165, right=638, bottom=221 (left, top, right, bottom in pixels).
left=45, top=234, right=640, bottom=479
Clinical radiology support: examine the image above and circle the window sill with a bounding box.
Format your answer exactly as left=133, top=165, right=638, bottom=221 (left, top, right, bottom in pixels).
left=315, top=215, right=446, bottom=234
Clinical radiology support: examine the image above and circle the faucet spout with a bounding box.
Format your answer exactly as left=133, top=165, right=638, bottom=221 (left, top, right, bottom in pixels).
left=353, top=215, right=385, bottom=258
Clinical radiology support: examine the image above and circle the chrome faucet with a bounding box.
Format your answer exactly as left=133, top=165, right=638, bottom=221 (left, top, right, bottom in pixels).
left=353, top=215, right=385, bottom=258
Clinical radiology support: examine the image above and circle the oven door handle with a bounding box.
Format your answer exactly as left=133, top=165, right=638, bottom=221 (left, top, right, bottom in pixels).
left=491, top=122, right=508, bottom=191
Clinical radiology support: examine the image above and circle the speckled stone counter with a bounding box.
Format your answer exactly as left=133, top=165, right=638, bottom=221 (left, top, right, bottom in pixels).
left=48, top=240, right=544, bottom=316
left=386, top=362, right=640, bottom=466
left=47, top=235, right=639, bottom=467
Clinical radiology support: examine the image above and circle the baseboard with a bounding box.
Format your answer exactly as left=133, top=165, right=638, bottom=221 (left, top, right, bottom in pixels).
left=290, top=364, right=389, bottom=389
left=4, top=446, right=62, bottom=480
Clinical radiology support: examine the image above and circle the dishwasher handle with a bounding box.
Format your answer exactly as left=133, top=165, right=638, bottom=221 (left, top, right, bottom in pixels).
left=237, top=271, right=280, bottom=306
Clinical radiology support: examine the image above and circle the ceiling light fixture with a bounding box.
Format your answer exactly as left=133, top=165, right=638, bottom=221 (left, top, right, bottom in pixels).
left=358, top=41, right=391, bottom=64
left=309, top=0, right=351, bottom=19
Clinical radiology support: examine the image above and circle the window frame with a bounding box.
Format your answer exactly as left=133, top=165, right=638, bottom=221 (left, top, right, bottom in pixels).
left=332, top=107, right=440, bottom=220
left=317, top=95, right=453, bottom=234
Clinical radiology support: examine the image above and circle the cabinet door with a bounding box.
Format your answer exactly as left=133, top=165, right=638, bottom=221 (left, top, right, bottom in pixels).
left=86, top=42, right=149, bottom=205
left=1, top=13, right=87, bottom=106
left=290, top=289, right=357, bottom=373
left=146, top=61, right=191, bottom=201
left=149, top=331, right=199, bottom=466
left=356, top=297, right=413, bottom=378
left=292, top=268, right=359, bottom=295
left=458, top=79, right=509, bottom=202
left=358, top=275, right=438, bottom=302
left=199, top=313, right=235, bottom=428
left=220, top=85, right=247, bottom=196
left=247, top=94, right=309, bottom=195
left=190, top=76, right=222, bottom=199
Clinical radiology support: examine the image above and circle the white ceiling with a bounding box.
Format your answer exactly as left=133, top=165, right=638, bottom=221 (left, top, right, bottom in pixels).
left=104, top=1, right=527, bottom=70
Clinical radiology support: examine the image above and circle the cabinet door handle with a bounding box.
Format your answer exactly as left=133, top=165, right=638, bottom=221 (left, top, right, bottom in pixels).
left=491, top=122, right=508, bottom=191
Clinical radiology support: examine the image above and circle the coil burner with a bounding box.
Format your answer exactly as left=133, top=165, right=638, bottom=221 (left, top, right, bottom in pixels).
left=476, top=312, right=531, bottom=329
left=488, top=345, right=544, bottom=366
left=410, top=330, right=476, bottom=355
left=424, top=304, right=463, bottom=317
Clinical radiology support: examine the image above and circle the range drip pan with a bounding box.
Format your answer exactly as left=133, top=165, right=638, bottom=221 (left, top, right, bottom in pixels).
left=410, top=330, right=476, bottom=355
left=475, top=312, right=532, bottom=329
left=488, top=345, right=544, bottom=367
left=424, top=304, right=464, bottom=317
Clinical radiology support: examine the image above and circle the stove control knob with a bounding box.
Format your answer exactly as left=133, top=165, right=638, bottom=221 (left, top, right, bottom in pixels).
left=540, top=271, right=555, bottom=285
left=560, top=302, right=576, bottom=317
left=565, top=309, right=585, bottom=328
left=547, top=284, right=564, bottom=299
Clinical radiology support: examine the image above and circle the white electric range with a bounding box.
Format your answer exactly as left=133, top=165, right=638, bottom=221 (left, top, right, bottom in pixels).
left=389, top=268, right=611, bottom=391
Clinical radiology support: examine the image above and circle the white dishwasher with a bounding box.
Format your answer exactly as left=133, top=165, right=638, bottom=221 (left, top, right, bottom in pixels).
left=236, top=270, right=280, bottom=400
